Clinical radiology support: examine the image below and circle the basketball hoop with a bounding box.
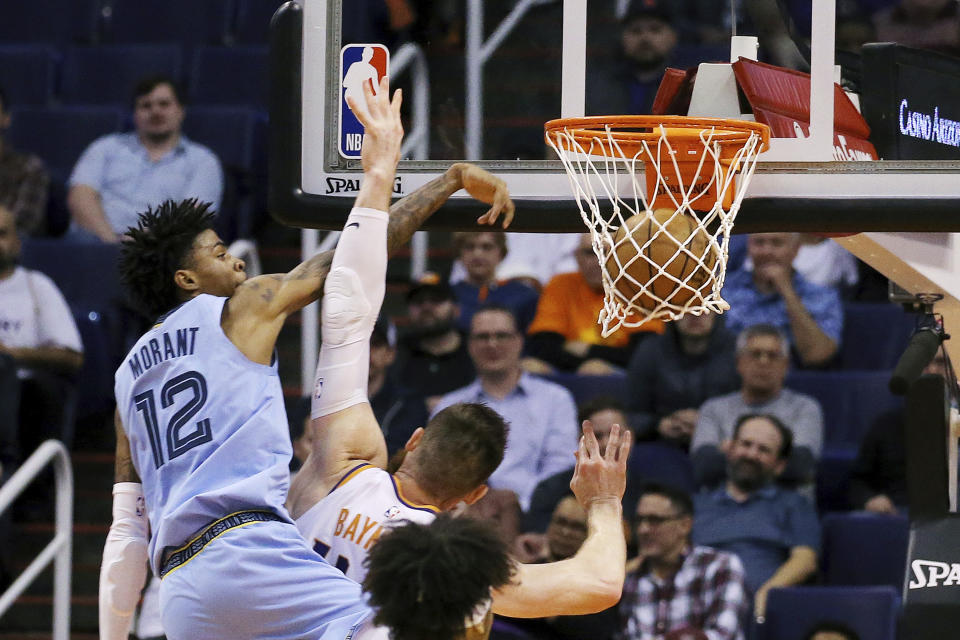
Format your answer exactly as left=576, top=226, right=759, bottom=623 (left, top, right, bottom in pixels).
left=545, top=115, right=770, bottom=336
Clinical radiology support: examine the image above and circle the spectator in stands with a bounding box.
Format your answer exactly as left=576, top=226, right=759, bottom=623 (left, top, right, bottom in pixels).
left=794, top=234, right=859, bottom=292
left=0, top=204, right=83, bottom=515
left=587, top=0, right=681, bottom=116
left=390, top=275, right=474, bottom=411
left=847, top=349, right=951, bottom=514
left=722, top=232, right=843, bottom=368
left=496, top=232, right=580, bottom=291
left=368, top=316, right=428, bottom=457
left=67, top=74, right=223, bottom=243
left=506, top=495, right=621, bottom=640
left=523, top=396, right=640, bottom=533
left=627, top=312, right=740, bottom=450
left=691, top=324, right=823, bottom=491
left=450, top=231, right=539, bottom=333
left=432, top=304, right=579, bottom=513
left=619, top=483, right=749, bottom=640
left=804, top=620, right=860, bottom=640
left=873, top=0, right=960, bottom=57
left=524, top=233, right=662, bottom=376
left=0, top=85, right=50, bottom=236
left=693, top=414, right=820, bottom=618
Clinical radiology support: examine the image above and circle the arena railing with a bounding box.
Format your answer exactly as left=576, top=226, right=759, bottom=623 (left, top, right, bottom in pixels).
left=0, top=439, right=73, bottom=640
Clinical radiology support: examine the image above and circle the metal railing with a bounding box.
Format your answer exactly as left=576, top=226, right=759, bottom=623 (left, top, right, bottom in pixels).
left=300, top=41, right=431, bottom=390
left=0, top=439, right=73, bottom=640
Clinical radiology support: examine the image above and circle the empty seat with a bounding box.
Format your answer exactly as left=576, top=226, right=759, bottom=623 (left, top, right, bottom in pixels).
left=102, top=0, right=232, bottom=48
left=19, top=239, right=127, bottom=422
left=628, top=442, right=695, bottom=494
left=785, top=369, right=903, bottom=448
left=0, top=46, right=59, bottom=106
left=541, top=372, right=628, bottom=407
left=7, top=106, right=125, bottom=175
left=61, top=45, right=184, bottom=105
left=839, top=302, right=915, bottom=370
left=816, top=446, right=858, bottom=512
left=234, top=0, right=286, bottom=44
left=0, top=0, right=99, bottom=45
left=182, top=106, right=264, bottom=241
left=189, top=46, right=268, bottom=110
left=759, top=586, right=900, bottom=640
left=821, top=512, right=909, bottom=590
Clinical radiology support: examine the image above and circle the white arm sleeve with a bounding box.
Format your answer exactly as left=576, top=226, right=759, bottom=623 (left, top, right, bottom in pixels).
left=99, top=483, right=150, bottom=640
left=311, top=207, right=390, bottom=419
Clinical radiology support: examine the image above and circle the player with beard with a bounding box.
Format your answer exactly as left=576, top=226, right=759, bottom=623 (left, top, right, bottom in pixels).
left=391, top=277, right=474, bottom=409
left=692, top=414, right=820, bottom=620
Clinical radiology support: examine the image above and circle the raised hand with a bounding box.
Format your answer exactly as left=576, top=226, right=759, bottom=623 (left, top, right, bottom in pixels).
left=346, top=76, right=404, bottom=180
left=570, top=420, right=631, bottom=507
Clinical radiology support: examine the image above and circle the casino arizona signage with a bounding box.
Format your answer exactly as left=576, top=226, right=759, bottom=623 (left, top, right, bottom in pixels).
left=898, top=99, right=960, bottom=149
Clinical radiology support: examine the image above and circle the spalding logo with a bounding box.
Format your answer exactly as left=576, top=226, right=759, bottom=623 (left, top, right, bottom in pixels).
left=384, top=506, right=401, bottom=519
left=908, top=559, right=960, bottom=588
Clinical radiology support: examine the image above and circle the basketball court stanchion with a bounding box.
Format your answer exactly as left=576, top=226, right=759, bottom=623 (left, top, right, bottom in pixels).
left=545, top=116, right=770, bottom=337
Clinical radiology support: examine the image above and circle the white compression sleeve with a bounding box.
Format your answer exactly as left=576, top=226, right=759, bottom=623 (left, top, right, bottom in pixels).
left=99, top=483, right=149, bottom=640
left=311, top=207, right=389, bottom=419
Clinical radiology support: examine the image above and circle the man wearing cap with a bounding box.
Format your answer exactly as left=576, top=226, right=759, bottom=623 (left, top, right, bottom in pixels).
left=587, top=0, right=681, bottom=116
left=391, top=275, right=475, bottom=411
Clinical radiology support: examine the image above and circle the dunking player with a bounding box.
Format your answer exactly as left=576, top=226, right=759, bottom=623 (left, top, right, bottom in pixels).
left=99, top=77, right=529, bottom=640
left=288, top=150, right=630, bottom=620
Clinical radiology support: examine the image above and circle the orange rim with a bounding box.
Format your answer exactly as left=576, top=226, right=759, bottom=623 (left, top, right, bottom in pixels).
left=545, top=115, right=771, bottom=157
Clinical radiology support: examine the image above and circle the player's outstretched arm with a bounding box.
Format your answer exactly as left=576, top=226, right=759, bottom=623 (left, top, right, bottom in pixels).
left=490, top=422, right=631, bottom=618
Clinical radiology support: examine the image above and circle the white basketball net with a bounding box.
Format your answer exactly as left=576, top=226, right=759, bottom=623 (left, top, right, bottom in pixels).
left=547, top=123, right=766, bottom=337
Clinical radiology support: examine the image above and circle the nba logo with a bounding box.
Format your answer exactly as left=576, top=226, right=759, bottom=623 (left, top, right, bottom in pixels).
left=339, top=44, right=390, bottom=159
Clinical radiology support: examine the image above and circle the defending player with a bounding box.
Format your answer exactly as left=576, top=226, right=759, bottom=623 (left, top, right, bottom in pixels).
left=99, top=77, right=518, bottom=640
left=288, top=146, right=631, bottom=621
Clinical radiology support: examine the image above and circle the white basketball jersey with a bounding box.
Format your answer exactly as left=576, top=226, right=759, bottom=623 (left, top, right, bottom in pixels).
left=295, top=463, right=439, bottom=582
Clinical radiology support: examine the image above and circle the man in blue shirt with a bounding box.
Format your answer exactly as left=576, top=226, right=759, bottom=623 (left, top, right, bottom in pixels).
left=433, top=304, right=579, bottom=513
left=722, top=233, right=842, bottom=368
left=67, top=74, right=222, bottom=243
left=693, top=413, right=820, bottom=620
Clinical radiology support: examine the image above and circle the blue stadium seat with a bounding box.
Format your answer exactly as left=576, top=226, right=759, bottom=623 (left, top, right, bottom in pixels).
left=7, top=106, right=125, bottom=174
left=0, top=46, right=59, bottom=106
left=628, top=442, right=695, bottom=493
left=234, top=0, right=286, bottom=44
left=102, top=0, right=233, bottom=49
left=182, top=106, right=264, bottom=240
left=19, top=239, right=127, bottom=421
left=816, top=446, right=857, bottom=512
left=61, top=45, right=184, bottom=105
left=822, top=512, right=909, bottom=591
left=758, top=586, right=900, bottom=640
left=189, top=46, right=268, bottom=110
left=839, top=302, right=916, bottom=370
left=540, top=372, right=628, bottom=407
left=0, top=0, right=99, bottom=45
left=785, top=369, right=903, bottom=447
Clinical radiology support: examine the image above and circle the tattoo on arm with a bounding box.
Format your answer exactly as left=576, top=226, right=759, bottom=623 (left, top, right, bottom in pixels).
left=386, top=171, right=460, bottom=254
left=114, top=412, right=141, bottom=483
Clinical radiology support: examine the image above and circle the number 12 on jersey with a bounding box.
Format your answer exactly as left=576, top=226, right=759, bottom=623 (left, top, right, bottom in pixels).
left=134, top=370, right=213, bottom=469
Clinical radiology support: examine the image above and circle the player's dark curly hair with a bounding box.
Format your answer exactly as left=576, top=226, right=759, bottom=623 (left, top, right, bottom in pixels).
left=118, top=199, right=216, bottom=319
left=363, top=514, right=515, bottom=640
left=414, top=402, right=508, bottom=501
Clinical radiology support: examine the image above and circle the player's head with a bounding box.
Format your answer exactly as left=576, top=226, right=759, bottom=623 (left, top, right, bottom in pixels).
left=402, top=402, right=508, bottom=507
left=363, top=514, right=515, bottom=640
left=119, top=199, right=245, bottom=318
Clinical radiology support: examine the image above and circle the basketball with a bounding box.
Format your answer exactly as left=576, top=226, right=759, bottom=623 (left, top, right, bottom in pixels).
left=605, top=208, right=717, bottom=311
